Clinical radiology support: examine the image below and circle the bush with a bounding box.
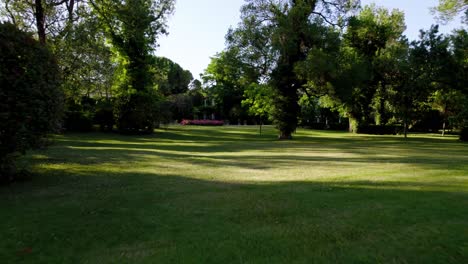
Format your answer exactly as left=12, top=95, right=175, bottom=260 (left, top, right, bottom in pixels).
left=180, top=120, right=224, bottom=126
left=64, top=111, right=94, bottom=132
left=460, top=127, right=468, bottom=142
left=358, top=125, right=403, bottom=135
left=63, top=99, right=94, bottom=132
left=0, top=23, right=63, bottom=183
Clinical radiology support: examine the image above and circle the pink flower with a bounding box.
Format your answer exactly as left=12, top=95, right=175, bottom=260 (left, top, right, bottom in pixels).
left=180, top=119, right=224, bottom=126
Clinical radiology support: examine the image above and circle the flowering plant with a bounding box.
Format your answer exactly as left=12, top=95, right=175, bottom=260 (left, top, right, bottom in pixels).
left=180, top=119, right=224, bottom=126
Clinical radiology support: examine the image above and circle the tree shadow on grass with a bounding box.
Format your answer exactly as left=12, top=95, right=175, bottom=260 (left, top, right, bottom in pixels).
left=1, top=168, right=467, bottom=264
left=35, top=130, right=468, bottom=174
left=3, top=128, right=467, bottom=262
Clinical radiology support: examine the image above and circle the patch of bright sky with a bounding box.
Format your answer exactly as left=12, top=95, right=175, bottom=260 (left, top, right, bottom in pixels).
left=157, top=0, right=464, bottom=79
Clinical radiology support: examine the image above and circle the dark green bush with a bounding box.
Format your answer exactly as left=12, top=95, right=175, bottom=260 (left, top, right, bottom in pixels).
left=0, top=23, right=63, bottom=183
left=115, top=91, right=160, bottom=134
left=64, top=111, right=94, bottom=132
left=63, top=99, right=94, bottom=132
left=95, top=99, right=115, bottom=132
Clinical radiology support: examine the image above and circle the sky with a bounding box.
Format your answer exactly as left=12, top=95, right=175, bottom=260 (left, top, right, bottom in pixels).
left=157, top=0, right=465, bottom=79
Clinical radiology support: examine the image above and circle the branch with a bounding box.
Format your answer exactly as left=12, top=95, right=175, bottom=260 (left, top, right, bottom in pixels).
left=311, top=11, right=339, bottom=27
left=4, top=0, right=17, bottom=25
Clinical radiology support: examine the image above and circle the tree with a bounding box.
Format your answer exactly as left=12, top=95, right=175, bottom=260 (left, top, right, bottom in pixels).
left=153, top=56, right=193, bottom=96
left=429, top=89, right=466, bottom=136
left=386, top=26, right=455, bottom=138
left=295, top=4, right=406, bottom=133
left=0, top=23, right=63, bottom=182
left=202, top=48, right=255, bottom=123
left=58, top=7, right=116, bottom=101
left=231, top=0, right=358, bottom=139
left=0, top=0, right=81, bottom=44
left=342, top=4, right=406, bottom=131
left=90, top=0, right=175, bottom=133
left=432, top=0, right=468, bottom=24
left=242, top=83, right=274, bottom=134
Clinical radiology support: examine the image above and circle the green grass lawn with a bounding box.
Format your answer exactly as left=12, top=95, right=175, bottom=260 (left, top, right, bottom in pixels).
left=1, top=126, right=467, bottom=263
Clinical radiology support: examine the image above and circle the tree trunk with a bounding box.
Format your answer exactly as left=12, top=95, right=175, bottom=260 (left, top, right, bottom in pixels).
left=34, top=0, right=46, bottom=44
left=404, top=116, right=408, bottom=139
left=348, top=115, right=359, bottom=133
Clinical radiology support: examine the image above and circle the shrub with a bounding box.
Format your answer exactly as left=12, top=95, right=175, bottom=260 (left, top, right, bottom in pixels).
left=0, top=23, right=63, bottom=183
left=95, top=99, right=115, bottom=132
left=63, top=99, right=94, bottom=132
left=115, top=90, right=160, bottom=134
left=64, top=111, right=94, bottom=132
left=180, top=120, right=224, bottom=126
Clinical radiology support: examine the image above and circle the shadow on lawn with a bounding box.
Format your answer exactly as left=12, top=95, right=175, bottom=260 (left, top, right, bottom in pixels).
left=3, top=125, right=468, bottom=262
left=1, top=168, right=467, bottom=263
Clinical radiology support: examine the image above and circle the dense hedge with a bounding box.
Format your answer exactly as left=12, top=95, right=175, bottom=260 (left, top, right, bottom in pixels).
left=115, top=91, right=160, bottom=134
left=0, top=23, right=63, bottom=183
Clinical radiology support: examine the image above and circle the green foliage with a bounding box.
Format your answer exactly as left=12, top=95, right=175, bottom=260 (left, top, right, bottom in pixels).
left=94, top=99, right=115, bottom=132
left=242, top=83, right=274, bottom=122
left=91, top=0, right=175, bottom=133
left=231, top=0, right=358, bottom=139
left=450, top=29, right=468, bottom=95
left=0, top=0, right=80, bottom=42
left=432, top=0, right=467, bottom=23
left=115, top=90, right=161, bottom=134
left=57, top=6, right=116, bottom=102
left=429, top=89, right=466, bottom=132
left=63, top=99, right=95, bottom=132
left=91, top=0, right=174, bottom=92
left=167, top=94, right=194, bottom=122
left=342, top=5, right=406, bottom=129
left=0, top=23, right=63, bottom=182
left=203, top=49, right=254, bottom=123
left=153, top=56, right=193, bottom=96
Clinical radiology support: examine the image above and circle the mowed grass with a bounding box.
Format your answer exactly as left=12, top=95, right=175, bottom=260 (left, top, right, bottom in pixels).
left=1, top=126, right=468, bottom=263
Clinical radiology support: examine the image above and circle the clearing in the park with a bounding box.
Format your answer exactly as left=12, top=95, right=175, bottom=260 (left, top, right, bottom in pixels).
left=1, top=126, right=467, bottom=263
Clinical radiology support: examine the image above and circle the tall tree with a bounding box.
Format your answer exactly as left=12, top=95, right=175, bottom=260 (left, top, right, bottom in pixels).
left=90, top=0, right=174, bottom=133
left=0, top=0, right=81, bottom=44
left=432, top=0, right=468, bottom=24
left=342, top=4, right=406, bottom=130
left=153, top=57, right=193, bottom=96
left=231, top=0, right=358, bottom=139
